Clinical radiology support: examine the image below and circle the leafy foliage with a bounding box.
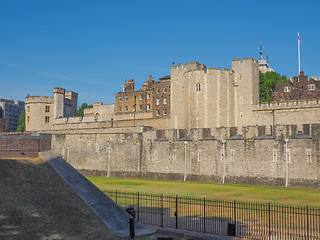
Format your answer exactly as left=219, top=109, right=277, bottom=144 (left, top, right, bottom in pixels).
left=77, top=103, right=93, bottom=117
left=259, top=71, right=287, bottom=103
left=17, top=109, right=25, bottom=132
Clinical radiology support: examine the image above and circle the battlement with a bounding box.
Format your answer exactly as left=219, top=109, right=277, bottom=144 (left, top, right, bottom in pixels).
left=53, top=87, right=65, bottom=94
left=26, top=96, right=54, bottom=103
left=231, top=57, right=258, bottom=66
left=172, top=61, right=207, bottom=71
left=253, top=99, right=320, bottom=111
left=65, top=91, right=78, bottom=99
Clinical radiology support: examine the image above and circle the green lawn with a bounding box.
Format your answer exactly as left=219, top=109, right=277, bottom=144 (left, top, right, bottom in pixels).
left=86, top=177, right=320, bottom=207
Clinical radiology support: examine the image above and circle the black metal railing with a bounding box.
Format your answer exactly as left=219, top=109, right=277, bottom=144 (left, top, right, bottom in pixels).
left=106, top=190, right=320, bottom=239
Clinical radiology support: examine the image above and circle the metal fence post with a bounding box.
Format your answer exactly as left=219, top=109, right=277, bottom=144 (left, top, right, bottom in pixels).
left=234, top=200, right=237, bottom=236
left=161, top=194, right=164, bottom=227
left=175, top=195, right=178, bottom=229
left=268, top=202, right=271, bottom=238
left=137, top=192, right=140, bottom=221
left=116, top=190, right=118, bottom=204
left=307, top=205, right=309, bottom=240
left=204, top=197, right=206, bottom=233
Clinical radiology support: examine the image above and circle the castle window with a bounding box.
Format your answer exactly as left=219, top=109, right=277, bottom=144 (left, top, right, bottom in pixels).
left=125, top=106, right=128, bottom=112
left=156, top=98, right=160, bottom=105
left=119, top=106, right=122, bottom=112
left=27, top=106, right=30, bottom=113
left=308, top=84, right=315, bottom=91
left=45, top=106, right=50, bottom=113
left=125, top=96, right=128, bottom=101
left=156, top=110, right=160, bottom=116
left=284, top=86, right=291, bottom=92
left=118, top=96, right=122, bottom=102
left=156, top=88, right=160, bottom=94
left=197, top=149, right=201, bottom=162
left=147, top=93, right=150, bottom=99
left=163, top=88, right=167, bottom=94
left=163, top=98, right=167, bottom=105
left=273, top=149, right=277, bottom=163
left=139, top=105, right=143, bottom=111
left=307, top=149, right=312, bottom=163
left=240, top=112, right=243, bottom=120
left=163, top=109, right=167, bottom=115
left=147, top=104, right=150, bottom=111
left=139, top=94, right=143, bottom=100
left=230, top=149, right=234, bottom=162
left=45, top=116, right=50, bottom=123
left=27, top=116, right=30, bottom=123
left=196, top=83, right=201, bottom=92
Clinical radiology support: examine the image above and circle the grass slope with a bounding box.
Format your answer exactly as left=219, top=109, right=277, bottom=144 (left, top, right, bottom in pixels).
left=87, top=177, right=320, bottom=207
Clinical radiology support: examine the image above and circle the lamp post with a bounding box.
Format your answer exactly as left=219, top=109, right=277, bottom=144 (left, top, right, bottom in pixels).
left=67, top=146, right=70, bottom=163
left=184, top=141, right=187, bottom=182
left=222, top=140, right=226, bottom=184
left=107, top=147, right=111, bottom=178
left=285, top=139, right=289, bottom=188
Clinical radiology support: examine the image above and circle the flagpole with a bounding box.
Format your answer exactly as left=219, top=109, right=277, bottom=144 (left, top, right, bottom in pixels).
left=298, top=32, right=301, bottom=74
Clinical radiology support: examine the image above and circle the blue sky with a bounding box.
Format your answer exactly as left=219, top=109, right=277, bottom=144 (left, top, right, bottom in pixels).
left=0, top=0, right=319, bottom=105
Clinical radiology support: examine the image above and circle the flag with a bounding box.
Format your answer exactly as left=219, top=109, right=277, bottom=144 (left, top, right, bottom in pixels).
left=298, top=32, right=302, bottom=45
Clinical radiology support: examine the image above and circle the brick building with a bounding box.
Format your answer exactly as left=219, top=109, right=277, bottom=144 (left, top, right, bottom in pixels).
left=272, top=71, right=320, bottom=101
left=115, top=75, right=171, bottom=119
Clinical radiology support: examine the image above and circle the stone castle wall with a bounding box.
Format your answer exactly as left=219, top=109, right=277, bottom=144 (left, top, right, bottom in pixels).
left=51, top=124, right=320, bottom=188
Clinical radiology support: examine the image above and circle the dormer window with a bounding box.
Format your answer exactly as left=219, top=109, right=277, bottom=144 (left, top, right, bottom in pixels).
left=284, top=86, right=291, bottom=93
left=308, top=84, right=315, bottom=91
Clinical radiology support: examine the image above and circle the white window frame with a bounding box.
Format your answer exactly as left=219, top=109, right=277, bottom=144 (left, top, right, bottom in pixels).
left=156, top=98, right=160, bottom=105
left=163, top=88, right=167, bottom=94
left=284, top=86, right=291, bottom=93
left=147, top=104, right=150, bottom=111
left=139, top=105, right=143, bottom=111
left=156, top=110, right=160, bottom=116
left=163, top=109, right=167, bottom=115
left=147, top=93, right=150, bottom=99
left=139, top=94, right=143, bottom=100
left=156, top=88, right=160, bottom=94
left=308, top=84, right=315, bottom=91
left=118, top=96, right=122, bottom=102
left=125, top=106, right=128, bottom=112
left=125, top=96, right=128, bottom=101
left=119, top=106, right=122, bottom=112
left=163, top=98, right=167, bottom=105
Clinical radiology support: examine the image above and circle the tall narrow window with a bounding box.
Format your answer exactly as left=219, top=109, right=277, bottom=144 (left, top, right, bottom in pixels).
left=45, top=116, right=50, bottom=123
left=139, top=94, right=143, bottom=100
left=119, top=106, right=122, bottom=112
left=125, top=106, right=128, bottom=112
left=156, top=110, right=160, bottom=116
left=147, top=93, right=150, bottom=99
left=118, top=96, right=122, bottom=102
left=139, top=105, right=143, bottom=111
left=273, top=149, right=277, bottom=163
left=163, top=109, right=167, bottom=115
left=156, top=88, right=160, bottom=94
left=307, top=149, right=312, bottom=163
left=230, top=149, right=234, bottom=162
left=156, top=98, right=160, bottom=105
left=197, top=149, right=201, bottom=162
left=154, top=150, right=158, bottom=161
left=163, top=98, right=167, bottom=105
left=45, top=106, right=50, bottom=113
left=196, top=83, right=201, bottom=92
left=147, top=104, right=150, bottom=111
left=163, top=88, right=167, bottom=94
left=125, top=96, right=128, bottom=101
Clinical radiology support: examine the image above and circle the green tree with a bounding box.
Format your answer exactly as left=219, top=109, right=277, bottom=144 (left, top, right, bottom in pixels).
left=16, top=109, right=26, bottom=132
left=77, top=103, right=93, bottom=117
left=259, top=71, right=287, bottom=103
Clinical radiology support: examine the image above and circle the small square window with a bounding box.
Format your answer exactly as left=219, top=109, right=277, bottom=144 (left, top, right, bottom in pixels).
left=284, top=86, right=291, bottom=92
left=308, top=84, right=315, bottom=91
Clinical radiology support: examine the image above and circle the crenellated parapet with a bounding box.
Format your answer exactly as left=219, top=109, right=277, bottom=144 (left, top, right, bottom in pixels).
left=253, top=99, right=320, bottom=111
left=26, top=96, right=54, bottom=103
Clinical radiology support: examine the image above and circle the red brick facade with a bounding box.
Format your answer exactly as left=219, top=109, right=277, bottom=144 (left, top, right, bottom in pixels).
left=0, top=133, right=51, bottom=158
left=272, top=72, right=320, bottom=101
